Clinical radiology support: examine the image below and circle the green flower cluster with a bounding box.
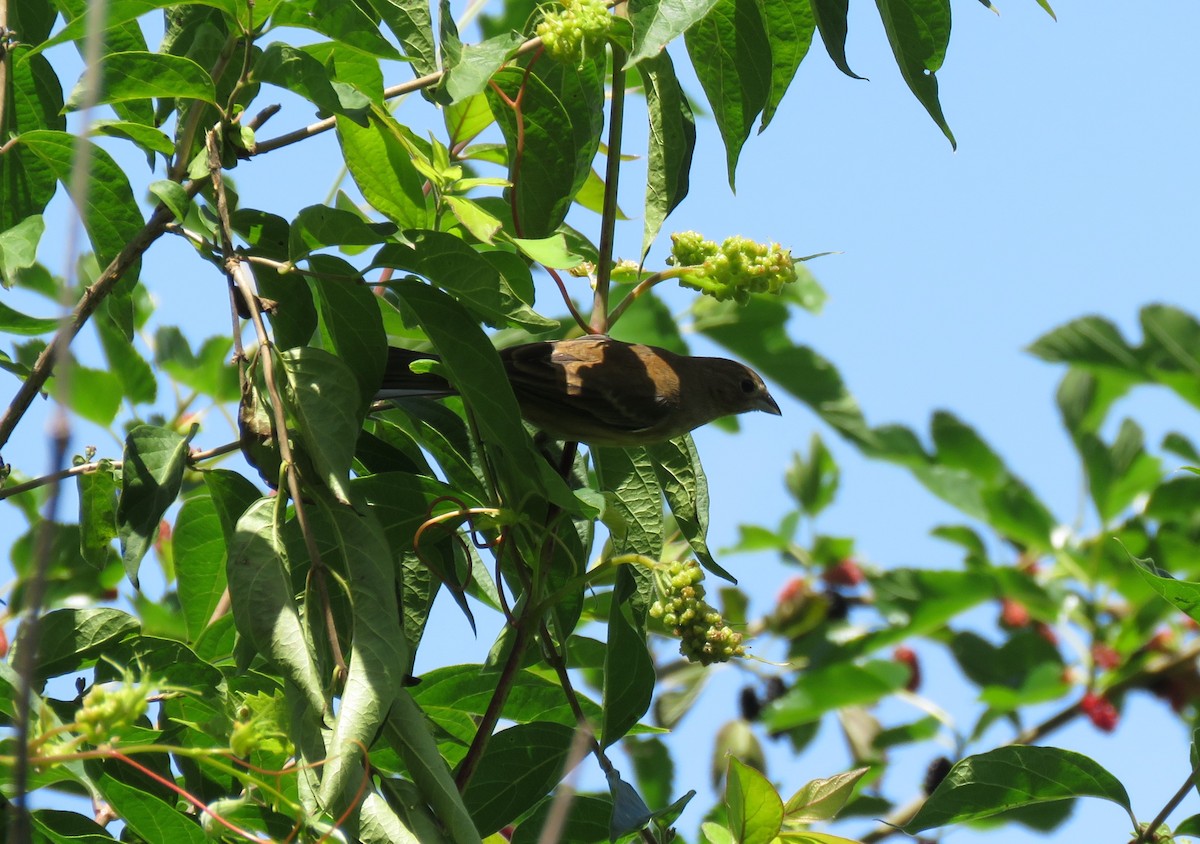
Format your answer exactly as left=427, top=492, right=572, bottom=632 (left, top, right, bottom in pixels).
left=668, top=231, right=797, bottom=303
left=649, top=559, right=745, bottom=665
left=536, top=0, right=612, bottom=64
left=76, top=680, right=148, bottom=745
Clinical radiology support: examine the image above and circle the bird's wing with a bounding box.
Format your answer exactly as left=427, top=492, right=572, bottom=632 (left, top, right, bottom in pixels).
left=503, top=338, right=677, bottom=437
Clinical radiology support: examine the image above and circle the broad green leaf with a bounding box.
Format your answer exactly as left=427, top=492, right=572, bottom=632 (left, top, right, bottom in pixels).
left=649, top=435, right=733, bottom=582
left=78, top=462, right=120, bottom=569
left=91, top=119, right=175, bottom=158
left=390, top=278, right=575, bottom=512
left=2, top=49, right=60, bottom=230
left=255, top=43, right=371, bottom=121
left=383, top=692, right=482, bottom=844
left=117, top=425, right=193, bottom=586
left=626, top=737, right=674, bottom=813
left=786, top=432, right=839, bottom=516
left=227, top=498, right=326, bottom=715
left=1028, top=314, right=1141, bottom=373
left=445, top=92, right=495, bottom=146
left=271, top=0, right=400, bottom=58
left=10, top=608, right=139, bottom=682
left=313, top=498, right=407, bottom=817
left=845, top=568, right=994, bottom=657
left=810, top=0, right=864, bottom=79
left=0, top=298, right=57, bottom=335
left=444, top=195, right=503, bottom=243
left=641, top=50, right=695, bottom=259
left=685, top=0, right=773, bottom=188
left=511, top=794, right=612, bottom=844
left=153, top=328, right=239, bottom=400
left=725, top=757, right=783, bottom=844
left=30, top=0, right=237, bottom=54
left=486, top=64, right=598, bottom=238
left=306, top=254, right=388, bottom=412
left=30, top=810, right=114, bottom=843
left=462, top=722, right=577, bottom=835
left=301, top=40, right=386, bottom=104
left=442, top=32, right=525, bottom=103
left=1128, top=552, right=1200, bottom=624
left=64, top=51, right=216, bottom=110
left=289, top=204, right=395, bottom=259
left=18, top=131, right=145, bottom=285
left=761, top=660, right=910, bottom=730
left=593, top=446, right=663, bottom=559
left=173, top=495, right=227, bottom=642
left=602, top=600, right=656, bottom=749
left=278, top=346, right=362, bottom=503
left=905, top=746, right=1133, bottom=833
left=375, top=230, right=555, bottom=331
left=362, top=0, right=437, bottom=75
left=509, top=235, right=586, bottom=270
left=337, top=109, right=430, bottom=229
left=94, top=774, right=206, bottom=844
left=97, top=312, right=156, bottom=403
left=784, top=768, right=869, bottom=822
left=0, top=215, right=46, bottom=286
left=627, top=0, right=721, bottom=67
left=875, top=0, right=955, bottom=148
left=756, top=0, right=815, bottom=130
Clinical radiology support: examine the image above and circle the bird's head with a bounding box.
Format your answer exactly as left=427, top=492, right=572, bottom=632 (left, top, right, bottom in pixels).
left=700, top=358, right=782, bottom=420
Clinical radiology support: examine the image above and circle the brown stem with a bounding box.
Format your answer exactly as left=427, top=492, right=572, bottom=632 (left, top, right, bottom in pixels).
left=1135, top=766, right=1198, bottom=843
left=590, top=5, right=629, bottom=335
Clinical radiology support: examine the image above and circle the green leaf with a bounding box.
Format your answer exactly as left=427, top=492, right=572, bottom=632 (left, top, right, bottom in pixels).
left=65, top=51, right=216, bottom=110
left=648, top=435, right=732, bottom=582
left=462, top=722, right=576, bottom=835
left=270, top=0, right=401, bottom=58
left=593, top=446, right=663, bottom=559
left=18, top=130, right=145, bottom=285
left=685, top=0, right=773, bottom=188
left=641, top=50, right=695, bottom=259
left=94, top=774, right=206, bottom=844
left=337, top=109, right=430, bottom=229
left=784, top=768, right=868, bottom=822
left=361, top=0, right=437, bottom=75
left=78, top=462, right=120, bottom=569
left=511, top=794, right=612, bottom=844
left=786, top=432, right=839, bottom=516
left=389, top=278, right=575, bottom=513
left=313, top=498, right=408, bottom=817
left=0, top=298, right=57, bottom=335
left=756, top=0, right=815, bottom=130
left=148, top=180, right=191, bottom=220
left=874, top=0, right=956, bottom=148
left=117, top=425, right=194, bottom=586
left=278, top=346, right=362, bottom=504
left=485, top=62, right=602, bottom=238
left=905, top=746, right=1133, bottom=833
left=375, top=230, right=555, bottom=331
left=228, top=497, right=326, bottom=714
left=173, top=495, right=228, bottom=642
left=761, top=660, right=910, bottom=730
left=810, top=0, right=864, bottom=79
left=306, top=254, right=388, bottom=411
left=153, top=328, right=239, bottom=400
left=627, top=0, right=721, bottom=67
left=255, top=43, right=371, bottom=121
left=442, top=31, right=525, bottom=103
left=725, top=757, right=783, bottom=844
left=1, top=49, right=60, bottom=230
left=1128, top=552, right=1200, bottom=624
left=0, top=215, right=46, bottom=286
left=289, top=204, right=395, bottom=259
left=97, top=311, right=157, bottom=403
left=602, top=600, right=656, bottom=749
left=11, top=608, right=139, bottom=682
left=91, top=119, right=175, bottom=158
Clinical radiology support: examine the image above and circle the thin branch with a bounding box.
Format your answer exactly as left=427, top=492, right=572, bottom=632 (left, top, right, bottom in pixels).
left=1136, top=767, right=1198, bottom=844
left=0, top=439, right=239, bottom=501
left=590, top=4, right=629, bottom=335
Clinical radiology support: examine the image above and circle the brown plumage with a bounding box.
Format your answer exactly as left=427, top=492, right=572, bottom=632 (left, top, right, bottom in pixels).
left=376, top=336, right=781, bottom=447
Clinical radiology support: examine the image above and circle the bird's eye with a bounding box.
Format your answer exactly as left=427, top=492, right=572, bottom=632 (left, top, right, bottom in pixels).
left=740, top=378, right=756, bottom=394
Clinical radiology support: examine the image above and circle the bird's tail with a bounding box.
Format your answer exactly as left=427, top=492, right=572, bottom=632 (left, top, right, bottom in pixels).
left=375, top=347, right=456, bottom=400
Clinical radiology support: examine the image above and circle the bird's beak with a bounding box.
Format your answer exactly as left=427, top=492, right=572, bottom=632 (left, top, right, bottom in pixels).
left=757, top=392, right=782, bottom=416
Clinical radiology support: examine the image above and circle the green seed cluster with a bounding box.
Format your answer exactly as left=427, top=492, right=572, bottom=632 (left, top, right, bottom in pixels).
left=649, top=559, right=745, bottom=665
left=668, top=231, right=798, bottom=303
left=76, top=682, right=148, bottom=745
left=536, top=0, right=612, bottom=64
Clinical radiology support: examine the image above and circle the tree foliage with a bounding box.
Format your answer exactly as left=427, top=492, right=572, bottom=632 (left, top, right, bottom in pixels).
left=5, top=1, right=1200, bottom=843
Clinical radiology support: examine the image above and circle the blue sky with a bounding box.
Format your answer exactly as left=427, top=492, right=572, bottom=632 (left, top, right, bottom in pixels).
left=5, top=1, right=1200, bottom=841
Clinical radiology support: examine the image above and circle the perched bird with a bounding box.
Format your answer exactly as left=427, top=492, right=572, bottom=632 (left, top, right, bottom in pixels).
left=376, top=335, right=781, bottom=447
